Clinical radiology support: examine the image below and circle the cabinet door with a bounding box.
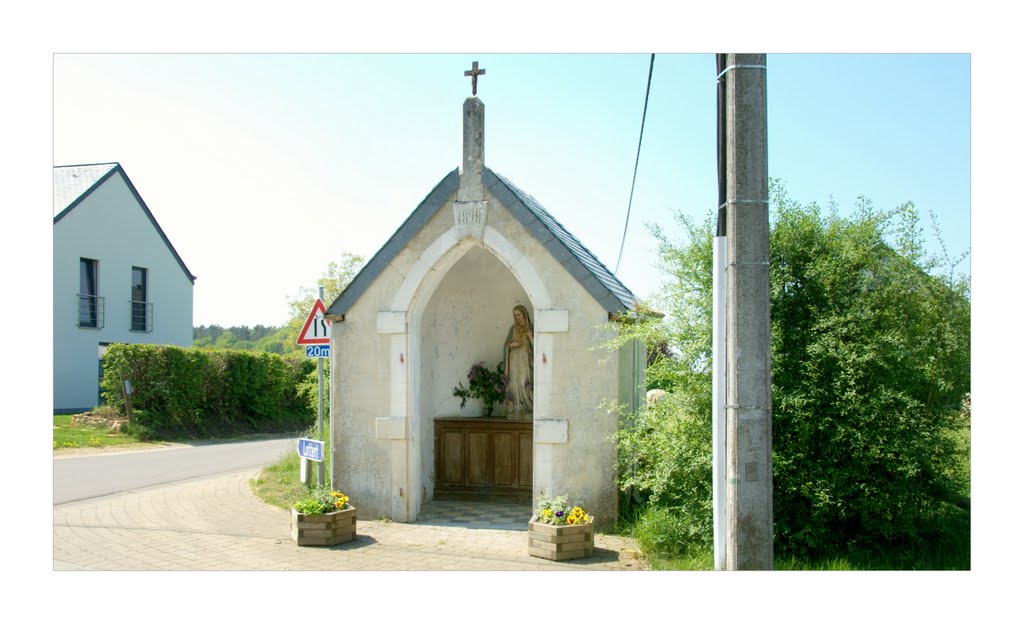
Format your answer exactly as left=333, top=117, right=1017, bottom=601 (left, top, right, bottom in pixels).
left=518, top=432, right=533, bottom=488
left=493, top=432, right=516, bottom=486
left=466, top=431, right=490, bottom=485
left=441, top=430, right=465, bottom=485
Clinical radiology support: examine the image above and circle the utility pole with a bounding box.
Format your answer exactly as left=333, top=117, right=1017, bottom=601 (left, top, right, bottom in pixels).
left=721, top=53, right=773, bottom=570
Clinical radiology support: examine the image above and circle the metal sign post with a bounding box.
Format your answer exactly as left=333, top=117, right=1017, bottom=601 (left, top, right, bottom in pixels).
left=317, top=287, right=325, bottom=487
left=296, top=290, right=331, bottom=488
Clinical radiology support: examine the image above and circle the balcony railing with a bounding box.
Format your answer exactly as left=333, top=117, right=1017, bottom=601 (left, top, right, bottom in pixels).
left=130, top=300, right=153, bottom=332
left=77, top=294, right=105, bottom=329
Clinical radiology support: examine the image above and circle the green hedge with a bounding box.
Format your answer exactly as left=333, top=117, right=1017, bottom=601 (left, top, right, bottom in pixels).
left=101, top=343, right=316, bottom=438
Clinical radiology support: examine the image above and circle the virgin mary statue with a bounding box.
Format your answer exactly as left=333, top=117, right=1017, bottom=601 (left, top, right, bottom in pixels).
left=503, top=304, right=534, bottom=420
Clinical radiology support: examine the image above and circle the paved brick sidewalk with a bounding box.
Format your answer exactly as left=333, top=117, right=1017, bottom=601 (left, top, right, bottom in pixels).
left=53, top=468, right=648, bottom=571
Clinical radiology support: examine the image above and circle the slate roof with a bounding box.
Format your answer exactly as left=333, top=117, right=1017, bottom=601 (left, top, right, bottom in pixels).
left=53, top=163, right=119, bottom=215
left=326, top=167, right=638, bottom=317
left=485, top=168, right=638, bottom=314
left=54, top=163, right=196, bottom=284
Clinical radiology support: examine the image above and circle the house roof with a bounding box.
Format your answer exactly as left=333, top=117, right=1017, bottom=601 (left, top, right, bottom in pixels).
left=326, top=167, right=638, bottom=317
left=53, top=162, right=119, bottom=215
left=53, top=163, right=196, bottom=284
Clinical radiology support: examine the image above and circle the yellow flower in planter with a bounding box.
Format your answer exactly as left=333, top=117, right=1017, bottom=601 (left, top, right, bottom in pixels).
left=534, top=493, right=589, bottom=526
left=529, top=493, right=596, bottom=561
left=331, top=491, right=350, bottom=509
left=295, top=486, right=352, bottom=515
left=292, top=487, right=357, bottom=547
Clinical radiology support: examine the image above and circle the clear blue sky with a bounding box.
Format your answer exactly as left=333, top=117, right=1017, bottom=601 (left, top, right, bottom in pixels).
left=53, top=52, right=970, bottom=327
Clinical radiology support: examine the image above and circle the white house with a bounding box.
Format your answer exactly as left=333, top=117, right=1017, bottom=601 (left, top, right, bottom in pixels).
left=325, top=94, right=648, bottom=528
left=53, top=163, right=195, bottom=413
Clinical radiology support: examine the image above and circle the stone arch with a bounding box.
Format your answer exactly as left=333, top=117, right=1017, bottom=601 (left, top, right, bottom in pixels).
left=390, top=225, right=552, bottom=313
left=382, top=224, right=555, bottom=521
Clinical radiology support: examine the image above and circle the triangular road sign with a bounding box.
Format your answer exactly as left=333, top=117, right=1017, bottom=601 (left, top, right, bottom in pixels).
left=297, top=299, right=330, bottom=345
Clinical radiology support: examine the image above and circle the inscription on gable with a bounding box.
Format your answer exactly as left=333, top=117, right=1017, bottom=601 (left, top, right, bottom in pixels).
left=454, top=200, right=488, bottom=239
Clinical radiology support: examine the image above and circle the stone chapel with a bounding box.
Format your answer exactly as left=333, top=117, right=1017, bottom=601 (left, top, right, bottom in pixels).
left=325, top=69, right=647, bottom=528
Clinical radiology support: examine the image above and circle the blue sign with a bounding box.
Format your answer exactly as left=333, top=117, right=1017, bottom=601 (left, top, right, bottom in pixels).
left=305, top=344, right=330, bottom=359
left=297, top=437, right=324, bottom=462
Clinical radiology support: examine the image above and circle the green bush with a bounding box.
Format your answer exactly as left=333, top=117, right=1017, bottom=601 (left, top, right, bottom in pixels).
left=610, top=183, right=970, bottom=563
left=101, top=344, right=316, bottom=439
left=632, top=506, right=709, bottom=559
left=767, top=194, right=970, bottom=557
left=297, top=358, right=329, bottom=418
left=615, top=391, right=713, bottom=553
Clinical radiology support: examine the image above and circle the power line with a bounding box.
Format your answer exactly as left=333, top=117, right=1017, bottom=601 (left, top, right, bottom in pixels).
left=614, top=53, right=655, bottom=276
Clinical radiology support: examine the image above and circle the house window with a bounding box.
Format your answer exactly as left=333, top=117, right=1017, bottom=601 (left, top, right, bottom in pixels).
left=78, top=258, right=103, bottom=328
left=130, top=266, right=152, bottom=332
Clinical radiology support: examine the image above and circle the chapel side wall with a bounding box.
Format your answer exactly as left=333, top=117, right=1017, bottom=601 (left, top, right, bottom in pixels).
left=330, top=266, right=402, bottom=521
left=544, top=295, right=621, bottom=527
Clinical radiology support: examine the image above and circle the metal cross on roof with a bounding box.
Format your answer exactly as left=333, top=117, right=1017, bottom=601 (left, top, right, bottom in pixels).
left=464, top=61, right=486, bottom=96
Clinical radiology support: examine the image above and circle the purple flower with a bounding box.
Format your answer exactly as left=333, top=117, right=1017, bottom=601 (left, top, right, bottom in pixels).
left=555, top=510, right=563, bottom=517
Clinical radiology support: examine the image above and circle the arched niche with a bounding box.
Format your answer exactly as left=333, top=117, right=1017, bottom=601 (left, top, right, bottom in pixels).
left=416, top=245, right=531, bottom=502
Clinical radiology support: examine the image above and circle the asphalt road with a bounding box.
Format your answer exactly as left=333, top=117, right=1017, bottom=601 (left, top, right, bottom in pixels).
left=52, top=437, right=296, bottom=505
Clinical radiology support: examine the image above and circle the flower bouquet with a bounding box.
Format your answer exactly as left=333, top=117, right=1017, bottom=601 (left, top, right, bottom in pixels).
left=528, top=492, right=595, bottom=561
left=291, top=485, right=357, bottom=546
left=453, top=361, right=511, bottom=418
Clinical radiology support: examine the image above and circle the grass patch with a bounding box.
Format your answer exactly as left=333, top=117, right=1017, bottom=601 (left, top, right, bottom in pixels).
left=616, top=505, right=714, bottom=570
left=646, top=551, right=715, bottom=571
left=250, top=449, right=309, bottom=510
left=53, top=412, right=151, bottom=450
left=775, top=555, right=856, bottom=571
left=250, top=424, right=332, bottom=511
left=618, top=500, right=969, bottom=571
left=54, top=410, right=305, bottom=453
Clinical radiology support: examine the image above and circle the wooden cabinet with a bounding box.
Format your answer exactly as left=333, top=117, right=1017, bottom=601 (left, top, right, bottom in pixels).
left=434, top=417, right=532, bottom=500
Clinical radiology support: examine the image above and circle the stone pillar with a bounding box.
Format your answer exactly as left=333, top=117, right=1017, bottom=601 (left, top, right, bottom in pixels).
left=459, top=97, right=485, bottom=202
left=723, top=53, right=773, bottom=570
left=456, top=97, right=488, bottom=239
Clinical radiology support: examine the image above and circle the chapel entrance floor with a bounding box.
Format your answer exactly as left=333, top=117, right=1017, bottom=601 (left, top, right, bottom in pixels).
left=53, top=468, right=648, bottom=571
left=415, top=497, right=533, bottom=530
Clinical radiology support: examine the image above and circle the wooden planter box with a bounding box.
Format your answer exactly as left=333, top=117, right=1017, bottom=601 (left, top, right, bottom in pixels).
left=528, top=515, right=595, bottom=561
left=290, top=506, right=356, bottom=546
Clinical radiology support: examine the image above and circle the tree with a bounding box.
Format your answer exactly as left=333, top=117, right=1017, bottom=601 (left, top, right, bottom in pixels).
left=612, top=181, right=970, bottom=559
left=284, top=252, right=365, bottom=350
left=193, top=324, right=224, bottom=342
